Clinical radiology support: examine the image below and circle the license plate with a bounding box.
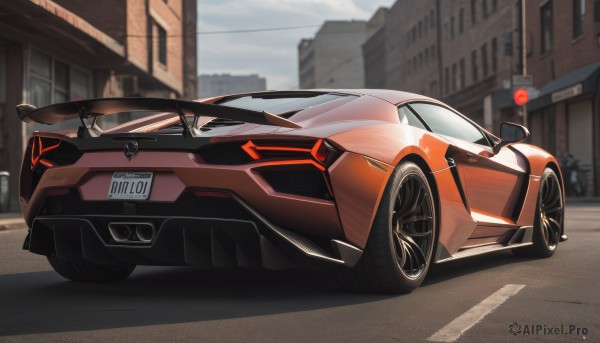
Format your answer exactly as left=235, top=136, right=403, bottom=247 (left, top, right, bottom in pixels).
left=108, top=172, right=153, bottom=200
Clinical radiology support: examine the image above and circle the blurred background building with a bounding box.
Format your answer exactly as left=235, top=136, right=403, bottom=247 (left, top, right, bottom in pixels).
left=197, top=73, right=266, bottom=98
left=298, top=0, right=600, bottom=197
left=298, top=20, right=371, bottom=89
left=0, top=0, right=197, bottom=210
left=525, top=0, right=600, bottom=197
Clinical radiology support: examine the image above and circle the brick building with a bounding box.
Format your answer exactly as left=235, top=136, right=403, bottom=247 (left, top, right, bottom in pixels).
left=386, top=0, right=441, bottom=98
left=526, top=0, right=600, bottom=196
left=363, top=0, right=520, bottom=130
left=440, top=0, right=519, bottom=131
left=363, top=8, right=388, bottom=88
left=0, top=0, right=197, bottom=210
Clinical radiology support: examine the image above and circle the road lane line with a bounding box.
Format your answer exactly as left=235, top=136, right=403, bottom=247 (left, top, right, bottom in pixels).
left=428, top=284, right=525, bottom=342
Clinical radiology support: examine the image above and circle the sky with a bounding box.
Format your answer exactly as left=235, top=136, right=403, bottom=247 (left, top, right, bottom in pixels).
left=197, top=0, right=395, bottom=89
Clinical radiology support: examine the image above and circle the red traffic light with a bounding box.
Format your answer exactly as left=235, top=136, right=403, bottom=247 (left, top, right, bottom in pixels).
left=513, top=88, right=529, bottom=106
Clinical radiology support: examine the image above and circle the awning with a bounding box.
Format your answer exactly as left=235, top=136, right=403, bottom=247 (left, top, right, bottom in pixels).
left=528, top=61, right=600, bottom=111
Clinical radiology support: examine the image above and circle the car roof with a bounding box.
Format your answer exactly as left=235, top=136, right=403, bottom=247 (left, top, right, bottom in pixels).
left=309, top=89, right=437, bottom=105
left=209, top=89, right=437, bottom=106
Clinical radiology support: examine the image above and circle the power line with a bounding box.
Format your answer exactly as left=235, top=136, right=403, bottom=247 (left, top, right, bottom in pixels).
left=125, top=24, right=322, bottom=38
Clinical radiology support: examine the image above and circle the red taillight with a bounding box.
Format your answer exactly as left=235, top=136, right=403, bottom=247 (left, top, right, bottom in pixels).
left=30, top=137, right=61, bottom=170
left=241, top=141, right=261, bottom=160
left=311, top=139, right=329, bottom=163
left=241, top=139, right=339, bottom=170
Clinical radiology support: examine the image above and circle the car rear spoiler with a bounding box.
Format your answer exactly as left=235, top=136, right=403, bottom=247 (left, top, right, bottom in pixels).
left=16, top=97, right=301, bottom=138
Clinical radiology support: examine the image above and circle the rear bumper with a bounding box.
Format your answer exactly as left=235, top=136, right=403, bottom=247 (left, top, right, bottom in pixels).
left=21, top=150, right=392, bottom=248
left=24, top=195, right=363, bottom=269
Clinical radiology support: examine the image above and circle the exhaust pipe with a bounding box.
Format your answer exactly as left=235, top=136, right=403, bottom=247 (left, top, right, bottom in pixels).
left=135, top=224, right=155, bottom=243
left=108, top=222, right=155, bottom=243
left=108, top=223, right=132, bottom=242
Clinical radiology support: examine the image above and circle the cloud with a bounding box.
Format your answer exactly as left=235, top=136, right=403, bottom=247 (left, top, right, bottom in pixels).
left=197, top=0, right=395, bottom=90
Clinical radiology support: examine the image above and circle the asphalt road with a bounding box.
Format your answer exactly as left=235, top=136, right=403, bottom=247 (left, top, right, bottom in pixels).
left=0, top=205, right=598, bottom=342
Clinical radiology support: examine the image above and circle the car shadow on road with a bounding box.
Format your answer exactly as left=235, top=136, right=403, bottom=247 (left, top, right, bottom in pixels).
left=0, top=267, right=388, bottom=337
left=0, top=251, right=534, bottom=337
left=423, top=250, right=534, bottom=287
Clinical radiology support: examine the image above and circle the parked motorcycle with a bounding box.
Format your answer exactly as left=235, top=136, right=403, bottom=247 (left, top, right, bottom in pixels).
left=561, top=153, right=588, bottom=197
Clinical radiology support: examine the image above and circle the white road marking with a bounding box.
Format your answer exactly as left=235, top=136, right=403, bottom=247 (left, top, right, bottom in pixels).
left=428, top=284, right=525, bottom=342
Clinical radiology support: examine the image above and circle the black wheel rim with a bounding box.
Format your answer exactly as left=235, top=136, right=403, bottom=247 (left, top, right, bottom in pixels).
left=392, top=174, right=434, bottom=279
left=540, top=174, right=563, bottom=250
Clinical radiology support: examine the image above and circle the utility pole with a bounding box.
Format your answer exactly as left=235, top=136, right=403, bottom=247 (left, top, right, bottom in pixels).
left=517, top=0, right=528, bottom=127
left=521, top=0, right=527, bottom=127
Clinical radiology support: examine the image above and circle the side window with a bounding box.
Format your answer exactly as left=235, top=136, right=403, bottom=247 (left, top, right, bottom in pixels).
left=409, top=103, right=490, bottom=146
left=398, top=106, right=428, bottom=130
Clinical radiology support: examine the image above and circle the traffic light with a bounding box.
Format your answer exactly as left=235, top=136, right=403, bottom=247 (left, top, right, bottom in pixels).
left=503, top=32, right=513, bottom=56
left=513, top=88, right=529, bottom=106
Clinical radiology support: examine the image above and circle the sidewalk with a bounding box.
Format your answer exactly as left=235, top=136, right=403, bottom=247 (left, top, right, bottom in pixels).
left=0, top=212, right=26, bottom=231
left=566, top=197, right=600, bottom=204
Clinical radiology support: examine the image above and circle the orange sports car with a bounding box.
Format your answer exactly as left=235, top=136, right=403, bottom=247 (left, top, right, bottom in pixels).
left=17, top=90, right=567, bottom=293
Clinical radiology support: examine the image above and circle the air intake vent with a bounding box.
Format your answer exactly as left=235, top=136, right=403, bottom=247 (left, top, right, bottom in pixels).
left=197, top=143, right=254, bottom=165
left=260, top=170, right=331, bottom=199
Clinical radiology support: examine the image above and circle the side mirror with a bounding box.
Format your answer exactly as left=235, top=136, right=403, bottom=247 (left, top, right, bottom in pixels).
left=493, top=122, right=530, bottom=154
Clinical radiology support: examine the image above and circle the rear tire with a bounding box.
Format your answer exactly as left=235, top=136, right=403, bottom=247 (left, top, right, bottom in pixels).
left=513, top=168, right=563, bottom=258
left=334, top=162, right=436, bottom=293
left=48, top=257, right=135, bottom=282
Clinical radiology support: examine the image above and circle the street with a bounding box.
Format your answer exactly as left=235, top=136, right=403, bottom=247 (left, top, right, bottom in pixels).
left=0, top=205, right=598, bottom=342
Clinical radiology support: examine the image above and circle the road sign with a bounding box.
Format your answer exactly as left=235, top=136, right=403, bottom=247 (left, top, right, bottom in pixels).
left=513, top=87, right=529, bottom=106
left=512, top=75, right=533, bottom=86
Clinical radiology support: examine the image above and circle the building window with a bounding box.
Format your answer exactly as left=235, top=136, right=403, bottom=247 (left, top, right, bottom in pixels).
left=28, top=49, right=90, bottom=107
left=444, top=67, right=450, bottom=95
left=471, top=50, right=478, bottom=82
left=431, top=45, right=436, bottom=59
left=424, top=16, right=429, bottom=33
left=451, top=16, right=455, bottom=39
left=541, top=1, right=553, bottom=53
left=452, top=63, right=457, bottom=92
left=481, top=43, right=488, bottom=78
left=573, top=0, right=585, bottom=38
left=53, top=61, right=69, bottom=103
left=419, top=52, right=423, bottom=67
left=0, top=49, right=6, bottom=147
left=491, top=37, right=498, bottom=73
left=157, top=24, right=167, bottom=65
left=430, top=10, right=435, bottom=28
left=459, top=8, right=465, bottom=34
left=471, top=0, right=477, bottom=24
left=492, top=0, right=498, bottom=12
left=412, top=26, right=417, bottom=42
left=459, top=58, right=465, bottom=89
left=482, top=0, right=489, bottom=18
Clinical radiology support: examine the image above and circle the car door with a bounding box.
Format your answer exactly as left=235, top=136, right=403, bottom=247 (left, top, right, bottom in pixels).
left=408, top=103, right=527, bottom=235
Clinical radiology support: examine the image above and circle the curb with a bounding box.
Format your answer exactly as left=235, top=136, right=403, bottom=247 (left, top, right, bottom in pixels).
left=0, top=215, right=26, bottom=232
left=566, top=197, right=600, bottom=204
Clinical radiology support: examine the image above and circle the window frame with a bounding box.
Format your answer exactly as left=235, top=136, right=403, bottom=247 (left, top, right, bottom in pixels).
left=157, top=23, right=167, bottom=66
left=27, top=48, right=92, bottom=105
left=572, top=0, right=585, bottom=39
left=401, top=101, right=495, bottom=147
left=459, top=8, right=465, bottom=34
left=541, top=1, right=554, bottom=54
left=397, top=105, right=429, bottom=131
